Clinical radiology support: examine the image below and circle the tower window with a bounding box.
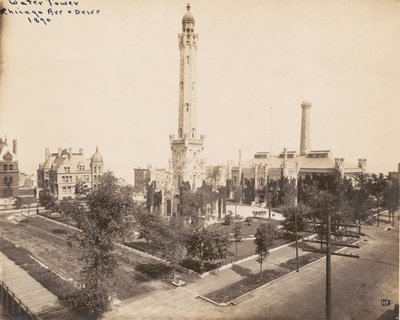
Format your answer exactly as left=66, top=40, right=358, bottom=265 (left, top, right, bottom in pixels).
left=186, top=56, right=190, bottom=64
left=186, top=103, right=189, bottom=112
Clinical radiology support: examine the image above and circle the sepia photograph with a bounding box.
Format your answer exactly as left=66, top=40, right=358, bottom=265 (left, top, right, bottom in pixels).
left=0, top=1, right=399, bottom=319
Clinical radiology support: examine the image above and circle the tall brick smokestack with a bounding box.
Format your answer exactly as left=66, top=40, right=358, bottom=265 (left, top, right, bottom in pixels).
left=300, top=101, right=312, bottom=155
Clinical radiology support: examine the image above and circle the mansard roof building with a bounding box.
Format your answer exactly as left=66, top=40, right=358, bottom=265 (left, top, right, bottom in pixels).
left=37, top=147, right=104, bottom=200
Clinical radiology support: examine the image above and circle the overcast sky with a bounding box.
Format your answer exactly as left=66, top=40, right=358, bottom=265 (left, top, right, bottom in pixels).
left=1, top=0, right=399, bottom=182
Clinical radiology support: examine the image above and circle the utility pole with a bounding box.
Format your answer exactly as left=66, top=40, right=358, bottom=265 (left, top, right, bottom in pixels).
left=294, top=207, right=299, bottom=272
left=301, top=219, right=360, bottom=320
left=326, top=213, right=332, bottom=320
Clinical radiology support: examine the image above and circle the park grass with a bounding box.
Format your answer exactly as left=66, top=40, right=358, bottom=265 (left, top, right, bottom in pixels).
left=205, top=251, right=324, bottom=303
left=205, top=267, right=288, bottom=303
left=124, top=230, right=296, bottom=274
left=279, top=252, right=323, bottom=270
left=0, top=237, right=78, bottom=301
left=209, top=218, right=281, bottom=237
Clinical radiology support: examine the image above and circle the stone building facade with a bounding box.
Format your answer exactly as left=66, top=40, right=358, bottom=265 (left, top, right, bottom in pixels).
left=0, top=137, right=19, bottom=199
left=134, top=7, right=368, bottom=214
left=168, top=4, right=206, bottom=193
left=135, top=5, right=206, bottom=216
left=208, top=102, right=367, bottom=205
left=37, top=147, right=104, bottom=200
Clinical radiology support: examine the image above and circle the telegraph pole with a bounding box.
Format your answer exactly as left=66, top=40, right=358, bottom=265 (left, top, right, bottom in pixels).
left=301, top=219, right=360, bottom=320
left=325, top=213, right=332, bottom=320
left=294, top=207, right=299, bottom=272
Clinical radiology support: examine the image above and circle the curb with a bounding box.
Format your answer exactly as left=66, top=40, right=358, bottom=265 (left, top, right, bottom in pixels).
left=197, top=294, right=232, bottom=307
left=200, top=237, right=363, bottom=307
left=200, top=233, right=316, bottom=278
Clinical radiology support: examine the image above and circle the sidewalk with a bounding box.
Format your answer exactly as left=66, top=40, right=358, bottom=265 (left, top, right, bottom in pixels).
left=0, top=252, right=61, bottom=315
left=185, top=209, right=399, bottom=296
left=185, top=241, right=308, bottom=295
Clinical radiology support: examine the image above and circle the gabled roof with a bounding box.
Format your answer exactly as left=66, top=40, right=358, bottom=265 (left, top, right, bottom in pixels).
left=0, top=145, right=17, bottom=162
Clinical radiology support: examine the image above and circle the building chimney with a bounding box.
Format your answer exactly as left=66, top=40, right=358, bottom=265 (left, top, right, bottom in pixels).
left=300, top=101, right=312, bottom=156
left=69, top=148, right=72, bottom=159
left=45, top=148, right=50, bottom=159
left=12, top=139, right=17, bottom=155
left=58, top=148, right=62, bottom=156
left=79, top=148, right=83, bottom=155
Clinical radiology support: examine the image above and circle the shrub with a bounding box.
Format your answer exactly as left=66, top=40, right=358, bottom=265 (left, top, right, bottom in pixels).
left=244, top=217, right=253, bottom=226
left=224, top=213, right=232, bottom=225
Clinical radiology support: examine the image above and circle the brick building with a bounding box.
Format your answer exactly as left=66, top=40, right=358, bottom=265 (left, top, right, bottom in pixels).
left=0, top=137, right=19, bottom=199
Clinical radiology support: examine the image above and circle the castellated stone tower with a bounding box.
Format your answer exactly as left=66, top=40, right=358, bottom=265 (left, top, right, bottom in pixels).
left=300, top=101, right=312, bottom=155
left=169, top=4, right=206, bottom=192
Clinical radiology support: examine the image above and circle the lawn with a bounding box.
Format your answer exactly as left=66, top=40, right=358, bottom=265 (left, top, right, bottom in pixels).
left=0, top=215, right=185, bottom=302
left=205, top=251, right=324, bottom=303
left=0, top=238, right=78, bottom=301
left=205, top=267, right=288, bottom=303
left=209, top=218, right=281, bottom=238
left=125, top=219, right=296, bottom=273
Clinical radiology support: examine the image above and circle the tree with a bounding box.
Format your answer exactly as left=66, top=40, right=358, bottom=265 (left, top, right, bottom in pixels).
left=254, top=223, right=277, bottom=281
left=151, top=218, right=188, bottom=279
left=281, top=205, right=307, bottom=234
left=186, top=227, right=231, bottom=274
left=348, top=173, right=373, bottom=232
left=243, top=178, right=256, bottom=204
left=384, top=177, right=399, bottom=224
left=39, top=188, right=57, bottom=210
left=268, top=180, right=279, bottom=208
left=136, top=211, right=160, bottom=244
left=282, top=178, right=297, bottom=208
left=146, top=181, right=156, bottom=212
left=179, top=182, right=199, bottom=223
left=368, top=173, right=389, bottom=227
left=64, top=173, right=136, bottom=315
left=218, top=186, right=227, bottom=217
left=233, top=223, right=243, bottom=261
left=179, top=181, right=219, bottom=225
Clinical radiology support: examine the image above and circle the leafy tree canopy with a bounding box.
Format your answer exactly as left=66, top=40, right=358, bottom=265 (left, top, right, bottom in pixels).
left=63, top=172, right=137, bottom=315
left=186, top=227, right=231, bottom=273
